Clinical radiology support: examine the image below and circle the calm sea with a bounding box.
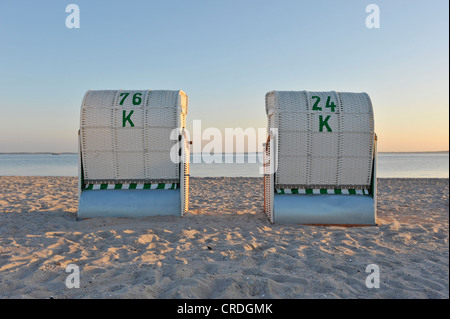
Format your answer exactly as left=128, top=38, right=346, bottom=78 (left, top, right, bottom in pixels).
left=0, top=152, right=448, bottom=178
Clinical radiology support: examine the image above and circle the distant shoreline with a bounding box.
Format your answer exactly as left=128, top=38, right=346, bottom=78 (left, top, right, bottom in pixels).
left=378, top=151, right=449, bottom=154
left=0, top=151, right=448, bottom=155
left=0, top=152, right=77, bottom=155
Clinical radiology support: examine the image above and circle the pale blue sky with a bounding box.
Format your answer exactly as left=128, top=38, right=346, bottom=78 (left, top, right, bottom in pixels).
left=0, top=0, right=448, bottom=152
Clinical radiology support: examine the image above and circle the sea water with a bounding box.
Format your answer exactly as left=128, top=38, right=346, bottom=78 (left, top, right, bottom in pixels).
left=0, top=152, right=448, bottom=178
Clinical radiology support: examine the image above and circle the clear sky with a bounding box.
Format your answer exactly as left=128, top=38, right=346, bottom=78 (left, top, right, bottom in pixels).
left=0, top=0, right=448, bottom=152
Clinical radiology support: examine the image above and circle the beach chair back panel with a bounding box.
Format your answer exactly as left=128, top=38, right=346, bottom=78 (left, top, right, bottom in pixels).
left=267, top=91, right=374, bottom=188
left=80, top=90, right=187, bottom=182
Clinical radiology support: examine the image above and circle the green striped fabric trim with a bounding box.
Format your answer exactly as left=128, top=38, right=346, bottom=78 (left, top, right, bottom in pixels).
left=84, top=183, right=178, bottom=190
left=276, top=188, right=369, bottom=195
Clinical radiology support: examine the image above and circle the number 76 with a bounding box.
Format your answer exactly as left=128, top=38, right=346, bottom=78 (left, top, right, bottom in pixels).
left=119, top=92, right=142, bottom=106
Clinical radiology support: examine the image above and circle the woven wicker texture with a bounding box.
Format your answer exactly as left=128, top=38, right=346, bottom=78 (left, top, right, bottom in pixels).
left=266, top=91, right=374, bottom=189
left=181, top=131, right=190, bottom=214
left=80, top=90, right=188, bottom=182
left=263, top=139, right=271, bottom=221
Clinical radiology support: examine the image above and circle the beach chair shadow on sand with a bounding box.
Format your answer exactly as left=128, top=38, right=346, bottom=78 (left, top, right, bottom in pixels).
left=77, top=90, right=189, bottom=219
left=263, top=91, right=378, bottom=225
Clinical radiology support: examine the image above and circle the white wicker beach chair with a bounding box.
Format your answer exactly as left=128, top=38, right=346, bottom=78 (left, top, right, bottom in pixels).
left=77, top=90, right=189, bottom=218
left=263, top=91, right=377, bottom=225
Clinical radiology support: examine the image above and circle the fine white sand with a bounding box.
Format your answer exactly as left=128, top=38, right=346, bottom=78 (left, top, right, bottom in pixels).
left=0, top=177, right=448, bottom=299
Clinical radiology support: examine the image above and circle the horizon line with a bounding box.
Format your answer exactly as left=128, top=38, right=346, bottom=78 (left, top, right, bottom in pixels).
left=0, top=151, right=449, bottom=155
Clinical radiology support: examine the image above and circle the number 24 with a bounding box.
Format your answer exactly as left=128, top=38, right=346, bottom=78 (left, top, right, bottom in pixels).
left=311, top=96, right=336, bottom=112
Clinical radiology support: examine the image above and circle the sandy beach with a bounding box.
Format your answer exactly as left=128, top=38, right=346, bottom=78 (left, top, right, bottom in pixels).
left=0, top=176, right=448, bottom=299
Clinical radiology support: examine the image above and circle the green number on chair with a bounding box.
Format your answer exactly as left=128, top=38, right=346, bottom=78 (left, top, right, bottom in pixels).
left=119, top=92, right=143, bottom=106
left=119, top=92, right=130, bottom=105
left=132, top=93, right=142, bottom=105
left=312, top=96, right=321, bottom=111
left=325, top=96, right=337, bottom=112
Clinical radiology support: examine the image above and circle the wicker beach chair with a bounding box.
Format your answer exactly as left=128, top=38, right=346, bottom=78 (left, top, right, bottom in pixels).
left=263, top=91, right=377, bottom=225
left=77, top=90, right=189, bottom=218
